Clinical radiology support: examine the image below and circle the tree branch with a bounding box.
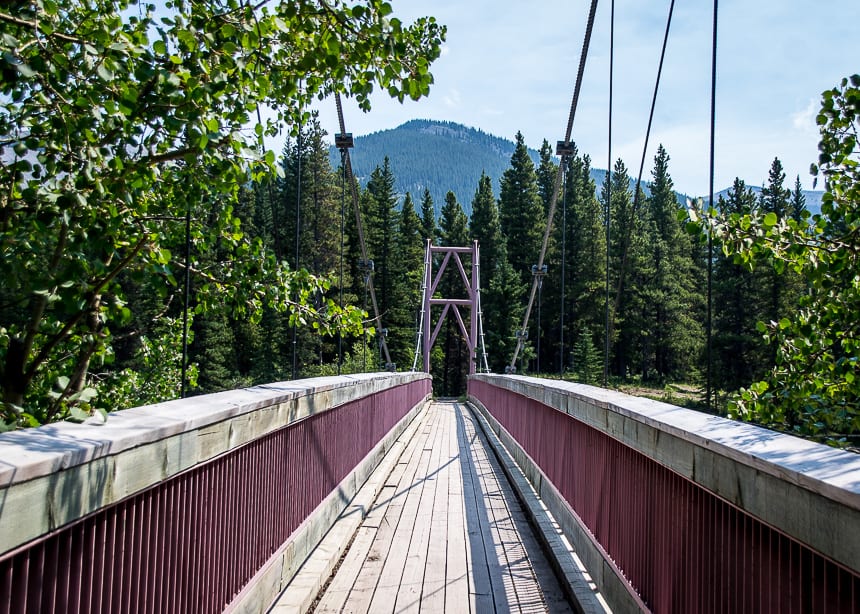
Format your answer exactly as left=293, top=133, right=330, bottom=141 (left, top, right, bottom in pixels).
left=0, top=11, right=83, bottom=45
left=24, top=235, right=150, bottom=382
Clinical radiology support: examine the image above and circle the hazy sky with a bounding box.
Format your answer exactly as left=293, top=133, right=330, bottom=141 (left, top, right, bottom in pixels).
left=307, top=0, right=860, bottom=196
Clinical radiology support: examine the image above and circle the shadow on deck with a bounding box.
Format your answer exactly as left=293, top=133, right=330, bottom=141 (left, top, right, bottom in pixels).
left=272, top=402, right=575, bottom=613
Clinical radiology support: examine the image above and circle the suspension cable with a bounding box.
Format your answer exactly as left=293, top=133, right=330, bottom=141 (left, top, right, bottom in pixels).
left=603, top=0, right=614, bottom=386
left=412, top=242, right=430, bottom=371
left=475, top=242, right=490, bottom=372
left=334, top=93, right=394, bottom=369
left=611, top=0, right=676, bottom=319
left=291, top=107, right=302, bottom=380
left=706, top=0, right=718, bottom=410
left=509, top=0, right=600, bottom=371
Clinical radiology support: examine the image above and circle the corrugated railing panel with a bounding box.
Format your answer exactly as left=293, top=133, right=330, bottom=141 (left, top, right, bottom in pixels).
left=469, top=378, right=860, bottom=613
left=0, top=378, right=429, bottom=614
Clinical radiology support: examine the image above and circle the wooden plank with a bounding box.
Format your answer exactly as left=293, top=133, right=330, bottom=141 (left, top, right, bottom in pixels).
left=455, top=404, right=498, bottom=613
left=499, top=477, right=572, bottom=614
left=332, top=406, right=439, bottom=614
left=420, top=403, right=452, bottom=612
left=313, top=402, right=575, bottom=614
left=313, top=404, right=432, bottom=614
left=314, top=503, right=388, bottom=613
left=464, top=403, right=572, bottom=614
left=468, top=415, right=521, bottom=613
left=393, top=401, right=447, bottom=614
left=364, top=406, right=443, bottom=612
left=445, top=406, right=470, bottom=612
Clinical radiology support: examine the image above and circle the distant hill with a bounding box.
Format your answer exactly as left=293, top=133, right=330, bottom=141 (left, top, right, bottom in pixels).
left=330, top=119, right=822, bottom=218
left=330, top=119, right=541, bottom=217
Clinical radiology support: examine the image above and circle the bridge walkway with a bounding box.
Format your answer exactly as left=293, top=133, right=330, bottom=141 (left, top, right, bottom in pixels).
left=297, top=401, right=572, bottom=613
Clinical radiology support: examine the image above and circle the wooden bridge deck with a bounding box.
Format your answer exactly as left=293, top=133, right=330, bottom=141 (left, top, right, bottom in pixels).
left=306, top=401, right=572, bottom=613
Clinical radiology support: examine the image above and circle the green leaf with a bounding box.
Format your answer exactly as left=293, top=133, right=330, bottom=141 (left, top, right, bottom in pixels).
left=763, top=212, right=777, bottom=228
left=96, top=63, right=114, bottom=81
left=69, top=407, right=90, bottom=422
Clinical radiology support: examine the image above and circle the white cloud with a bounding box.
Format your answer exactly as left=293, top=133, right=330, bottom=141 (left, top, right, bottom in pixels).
left=792, top=99, right=818, bottom=134
left=443, top=88, right=461, bottom=108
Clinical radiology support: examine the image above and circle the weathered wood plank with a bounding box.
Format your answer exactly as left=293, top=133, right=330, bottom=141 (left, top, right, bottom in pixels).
left=365, top=407, right=443, bottom=613
left=420, top=403, right=452, bottom=612
left=444, top=429, right=470, bottom=613
left=312, top=402, right=573, bottom=614
left=336, top=407, right=439, bottom=614
left=393, top=401, right=444, bottom=614
left=456, top=404, right=500, bottom=613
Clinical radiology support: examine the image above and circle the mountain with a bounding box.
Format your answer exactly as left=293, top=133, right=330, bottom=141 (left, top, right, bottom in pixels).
left=329, top=119, right=822, bottom=218
left=329, top=119, right=541, bottom=217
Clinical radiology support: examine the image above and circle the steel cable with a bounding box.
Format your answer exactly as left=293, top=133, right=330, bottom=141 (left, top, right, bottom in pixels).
left=611, top=0, right=676, bottom=319
left=334, top=93, right=393, bottom=368
left=509, top=0, right=600, bottom=370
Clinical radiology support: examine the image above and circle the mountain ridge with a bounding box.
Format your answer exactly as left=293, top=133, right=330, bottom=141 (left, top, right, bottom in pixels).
left=329, top=119, right=823, bottom=217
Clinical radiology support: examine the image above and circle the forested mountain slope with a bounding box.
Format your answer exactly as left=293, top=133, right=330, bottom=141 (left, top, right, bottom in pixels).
left=330, top=119, right=540, bottom=216
left=329, top=119, right=724, bottom=215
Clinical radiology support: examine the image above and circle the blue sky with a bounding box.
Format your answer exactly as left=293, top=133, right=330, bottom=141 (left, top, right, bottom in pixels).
left=308, top=0, right=860, bottom=196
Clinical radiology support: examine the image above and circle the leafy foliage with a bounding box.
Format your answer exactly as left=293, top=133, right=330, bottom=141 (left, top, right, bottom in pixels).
left=693, top=75, right=860, bottom=442
left=0, top=0, right=444, bottom=426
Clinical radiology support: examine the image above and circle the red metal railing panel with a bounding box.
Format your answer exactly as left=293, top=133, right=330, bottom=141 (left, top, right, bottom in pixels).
left=469, top=379, right=859, bottom=613
left=0, top=379, right=429, bottom=614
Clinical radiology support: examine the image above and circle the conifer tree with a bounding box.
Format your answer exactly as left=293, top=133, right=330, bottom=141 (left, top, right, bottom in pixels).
left=645, top=145, right=703, bottom=380
left=420, top=188, right=438, bottom=245
left=470, top=173, right=504, bottom=275
left=789, top=175, right=807, bottom=223
left=499, top=132, right=546, bottom=287
left=711, top=178, right=769, bottom=392
left=603, top=159, right=650, bottom=377
left=760, top=158, right=791, bottom=219
left=537, top=139, right=558, bottom=215
left=486, top=244, right=526, bottom=373
left=469, top=172, right=515, bottom=372
left=388, top=193, right=425, bottom=369
left=273, top=118, right=347, bottom=374
left=365, top=157, right=399, bottom=339
left=551, top=147, right=606, bottom=374
left=757, top=158, right=795, bottom=363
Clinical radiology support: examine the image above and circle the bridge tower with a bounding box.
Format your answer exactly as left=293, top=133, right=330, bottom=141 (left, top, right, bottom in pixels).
left=417, top=240, right=487, bottom=374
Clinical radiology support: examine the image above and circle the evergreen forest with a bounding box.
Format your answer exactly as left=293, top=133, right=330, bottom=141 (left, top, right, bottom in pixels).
left=184, top=120, right=840, bottom=441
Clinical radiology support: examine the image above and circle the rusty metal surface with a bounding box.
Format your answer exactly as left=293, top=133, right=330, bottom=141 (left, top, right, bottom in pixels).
left=469, top=379, right=859, bottom=613
left=0, top=379, right=429, bottom=614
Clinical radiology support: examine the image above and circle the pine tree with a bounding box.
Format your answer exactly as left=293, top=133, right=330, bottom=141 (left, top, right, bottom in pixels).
left=485, top=243, right=525, bottom=373
left=388, top=193, right=425, bottom=369
left=789, top=174, right=807, bottom=223
left=537, top=139, right=558, bottom=216
left=419, top=188, right=438, bottom=245
left=758, top=157, right=794, bottom=364
left=712, top=178, right=769, bottom=392
left=469, top=172, right=516, bottom=372
left=276, top=117, right=346, bottom=374
left=760, top=157, right=791, bottom=219
left=365, top=157, right=399, bottom=346
left=551, top=147, right=606, bottom=374
left=470, top=172, right=504, bottom=275
left=645, top=145, right=703, bottom=380
left=499, top=132, right=546, bottom=287
left=603, top=159, right=652, bottom=377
